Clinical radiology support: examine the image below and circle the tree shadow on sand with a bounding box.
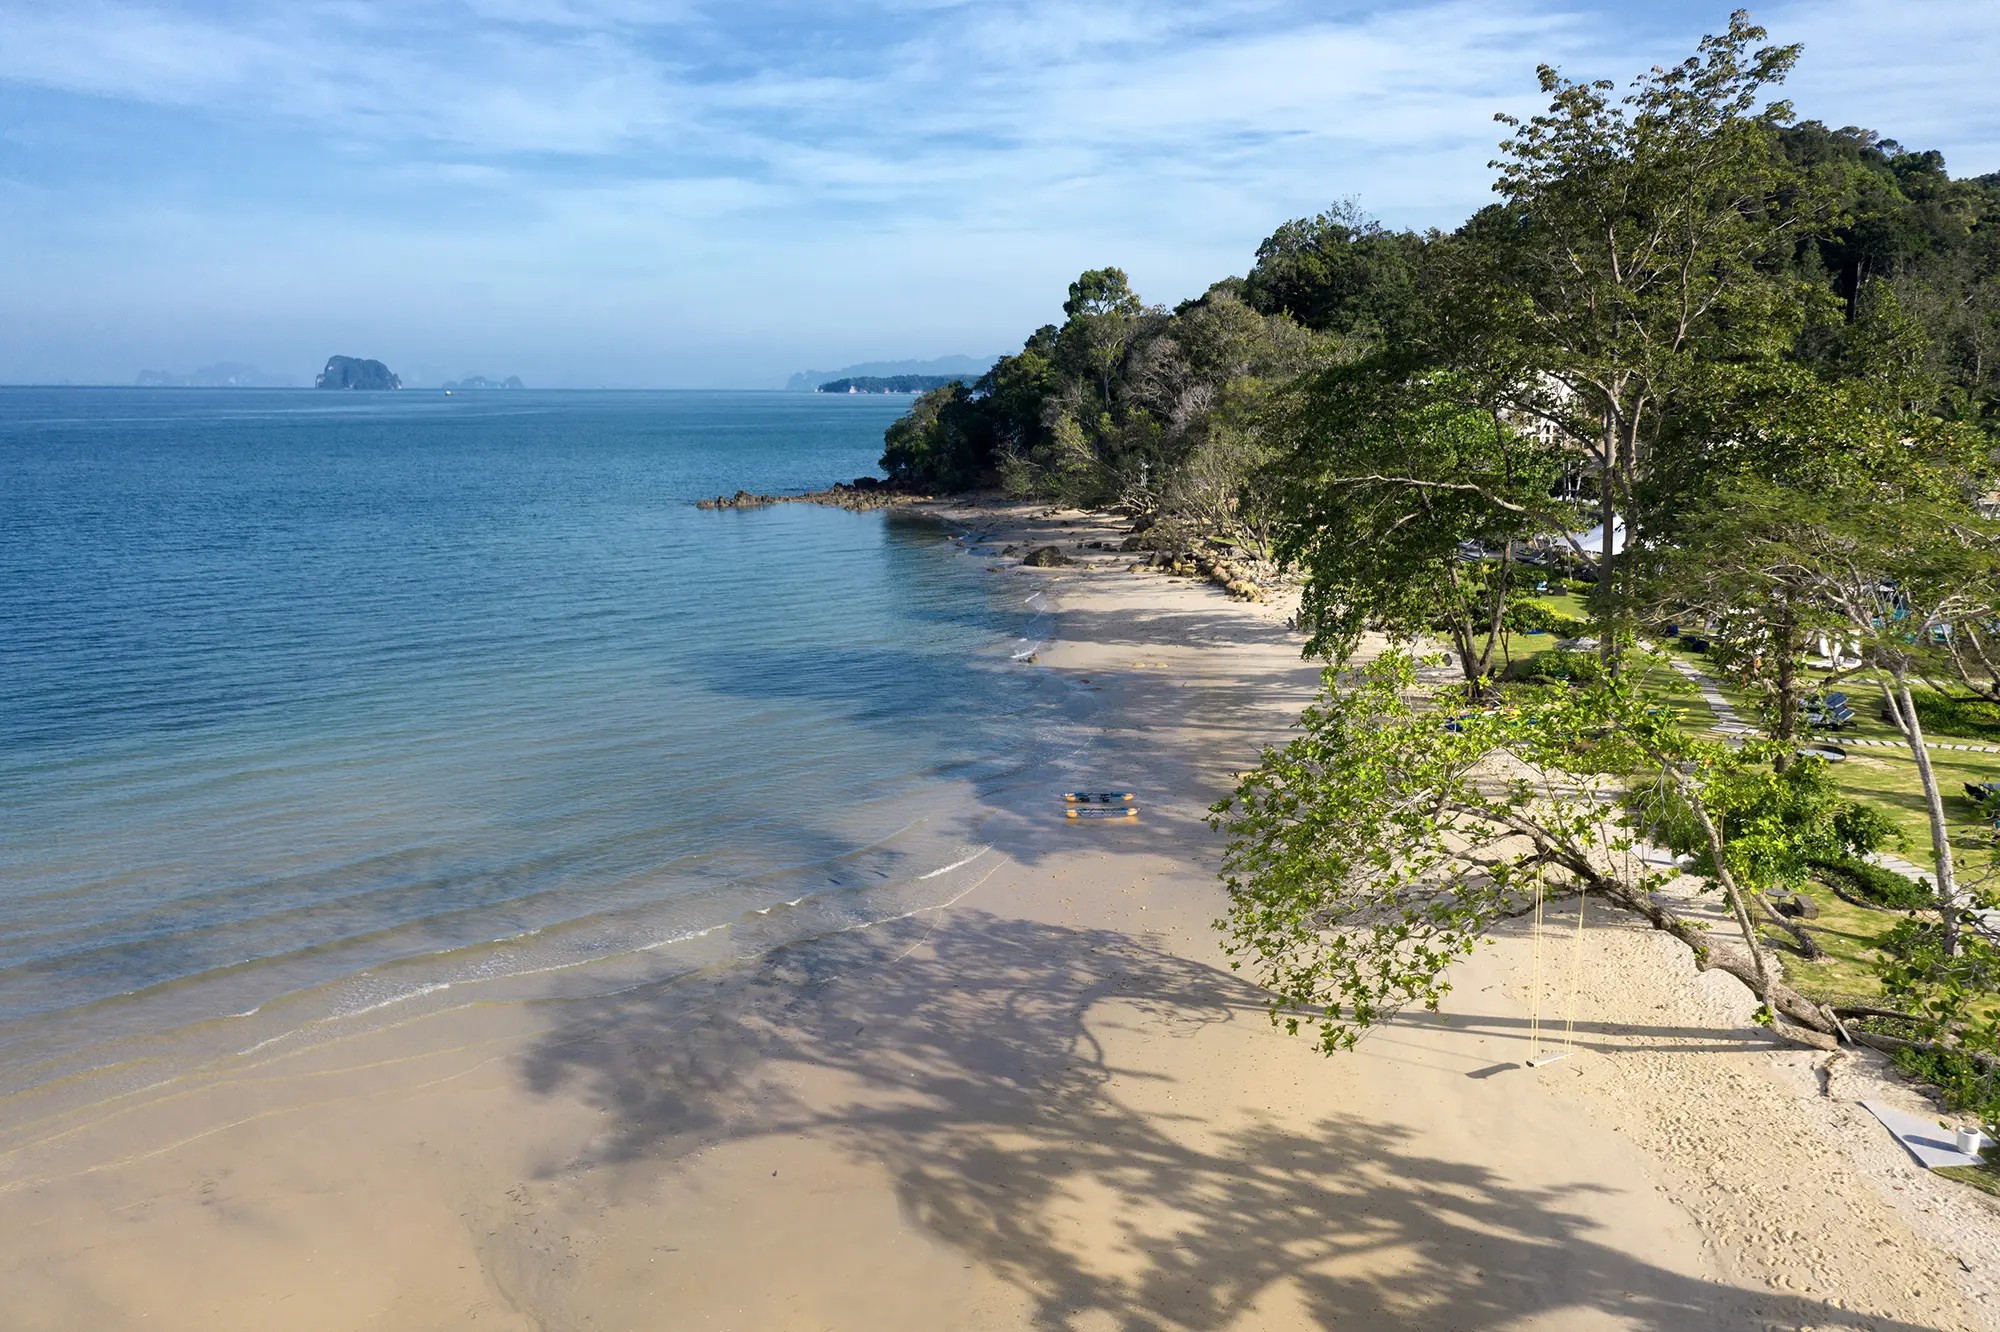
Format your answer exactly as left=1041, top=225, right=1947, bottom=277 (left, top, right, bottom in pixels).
left=520, top=910, right=1919, bottom=1331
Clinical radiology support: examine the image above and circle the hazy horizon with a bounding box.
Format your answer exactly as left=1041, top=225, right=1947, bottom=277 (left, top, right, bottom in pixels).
left=2, top=0, right=1996, bottom=389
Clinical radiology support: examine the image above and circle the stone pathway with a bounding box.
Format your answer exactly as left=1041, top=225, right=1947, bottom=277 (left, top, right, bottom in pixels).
left=1665, top=658, right=2000, bottom=754
left=1843, top=735, right=2000, bottom=755
left=1868, top=850, right=1935, bottom=885
left=1664, top=658, right=1756, bottom=736
left=1865, top=852, right=2000, bottom=938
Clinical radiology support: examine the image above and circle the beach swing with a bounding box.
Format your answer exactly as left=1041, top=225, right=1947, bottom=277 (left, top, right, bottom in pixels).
left=1525, top=866, right=1587, bottom=1068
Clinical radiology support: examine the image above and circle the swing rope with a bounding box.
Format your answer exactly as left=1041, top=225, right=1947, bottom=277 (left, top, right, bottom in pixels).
left=1526, top=864, right=1587, bottom=1069
left=1527, top=864, right=1546, bottom=1061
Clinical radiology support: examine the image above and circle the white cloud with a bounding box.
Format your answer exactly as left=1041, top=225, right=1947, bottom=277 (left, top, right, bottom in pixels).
left=1772, top=0, right=2000, bottom=172
left=0, top=0, right=1996, bottom=384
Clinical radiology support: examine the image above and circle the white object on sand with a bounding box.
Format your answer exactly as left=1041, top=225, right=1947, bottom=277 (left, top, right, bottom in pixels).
left=1861, top=1101, right=1987, bottom=1169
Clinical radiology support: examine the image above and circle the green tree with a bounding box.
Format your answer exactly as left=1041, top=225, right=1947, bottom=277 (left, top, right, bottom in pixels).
left=1212, top=651, right=1847, bottom=1051
left=1487, top=10, right=1813, bottom=666
left=1268, top=355, right=1567, bottom=694
left=1643, top=283, right=1995, bottom=951
left=879, top=380, right=989, bottom=490
left=1243, top=202, right=1425, bottom=343
left=1633, top=748, right=1892, bottom=957
left=1876, top=919, right=2000, bottom=1121
left=1764, top=492, right=2000, bottom=956
left=1059, top=267, right=1146, bottom=404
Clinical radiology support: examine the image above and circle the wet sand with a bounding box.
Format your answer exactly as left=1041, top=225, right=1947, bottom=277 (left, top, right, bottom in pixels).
left=1, top=498, right=1989, bottom=1330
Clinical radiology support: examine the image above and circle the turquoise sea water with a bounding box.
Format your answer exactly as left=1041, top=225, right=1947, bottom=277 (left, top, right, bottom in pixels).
left=0, top=389, right=1069, bottom=1099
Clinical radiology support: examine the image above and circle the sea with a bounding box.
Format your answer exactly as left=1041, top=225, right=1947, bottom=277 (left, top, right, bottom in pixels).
left=0, top=388, right=1075, bottom=1108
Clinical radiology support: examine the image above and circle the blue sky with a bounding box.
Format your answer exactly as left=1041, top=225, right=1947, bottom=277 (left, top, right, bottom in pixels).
left=2, top=1, right=1996, bottom=388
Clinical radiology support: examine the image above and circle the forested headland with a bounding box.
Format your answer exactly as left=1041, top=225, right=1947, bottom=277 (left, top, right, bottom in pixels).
left=881, top=13, right=2000, bottom=1138
left=819, top=374, right=964, bottom=394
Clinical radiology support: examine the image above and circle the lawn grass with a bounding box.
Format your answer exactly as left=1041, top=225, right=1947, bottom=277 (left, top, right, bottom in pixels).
left=1482, top=630, right=1714, bottom=725
left=1522, top=589, right=1592, bottom=619
left=1936, top=1156, right=2000, bottom=1198
left=1826, top=749, right=2000, bottom=849
left=1774, top=888, right=1902, bottom=1005
left=1613, top=642, right=2000, bottom=1014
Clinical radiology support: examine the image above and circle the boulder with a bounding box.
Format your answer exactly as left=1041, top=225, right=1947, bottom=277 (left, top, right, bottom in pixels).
left=1022, top=545, right=1071, bottom=568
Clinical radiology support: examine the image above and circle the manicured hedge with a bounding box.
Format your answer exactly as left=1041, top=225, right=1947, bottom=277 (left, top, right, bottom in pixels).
left=1808, top=855, right=1933, bottom=910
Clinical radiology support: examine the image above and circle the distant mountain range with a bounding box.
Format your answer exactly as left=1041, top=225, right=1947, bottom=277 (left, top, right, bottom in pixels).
left=784, top=354, right=998, bottom=392
left=443, top=374, right=524, bottom=390
left=135, top=362, right=295, bottom=388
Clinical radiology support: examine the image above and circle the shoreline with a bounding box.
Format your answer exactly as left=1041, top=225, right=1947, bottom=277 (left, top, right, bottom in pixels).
left=1, top=498, right=1993, bottom=1329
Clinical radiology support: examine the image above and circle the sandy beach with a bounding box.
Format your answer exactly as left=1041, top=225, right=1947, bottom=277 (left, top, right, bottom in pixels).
left=2, top=497, right=1994, bottom=1331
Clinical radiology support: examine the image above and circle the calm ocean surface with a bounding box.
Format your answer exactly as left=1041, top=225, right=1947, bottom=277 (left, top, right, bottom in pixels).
left=0, top=389, right=1070, bottom=1100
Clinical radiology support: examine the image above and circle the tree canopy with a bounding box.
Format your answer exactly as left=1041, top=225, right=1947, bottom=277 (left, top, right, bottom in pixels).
left=871, top=8, right=2000, bottom=1101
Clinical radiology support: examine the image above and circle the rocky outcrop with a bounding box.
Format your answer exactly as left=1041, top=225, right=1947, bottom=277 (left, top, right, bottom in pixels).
left=1021, top=545, right=1071, bottom=567
left=695, top=478, right=921, bottom=512
left=1133, top=547, right=1269, bottom=601
left=443, top=375, right=524, bottom=390
left=315, top=356, right=401, bottom=390
left=695, top=490, right=779, bottom=511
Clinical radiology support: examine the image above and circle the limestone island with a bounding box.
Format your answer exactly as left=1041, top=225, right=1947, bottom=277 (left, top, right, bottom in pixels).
left=315, top=356, right=402, bottom=390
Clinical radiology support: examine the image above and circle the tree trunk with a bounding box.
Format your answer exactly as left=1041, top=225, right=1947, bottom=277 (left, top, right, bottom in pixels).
left=1879, top=667, right=1963, bottom=956
left=1440, top=560, right=1484, bottom=698
left=1685, top=798, right=1780, bottom=1017
left=1634, top=747, right=1837, bottom=1043
left=1753, top=890, right=1823, bottom=959
left=1477, top=543, right=1512, bottom=682
left=1772, top=600, right=1800, bottom=772
left=1596, top=411, right=1619, bottom=676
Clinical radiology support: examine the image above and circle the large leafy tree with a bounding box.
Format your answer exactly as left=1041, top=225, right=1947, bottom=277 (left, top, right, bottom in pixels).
left=1242, top=202, right=1426, bottom=344
left=1487, top=10, right=1814, bottom=664
left=1213, top=652, right=1850, bottom=1050
left=1058, top=267, right=1147, bottom=405
left=1643, top=284, right=1997, bottom=950
left=1752, top=492, right=2000, bottom=955
left=879, top=380, right=990, bottom=490
left=1268, top=354, right=1566, bottom=694
left=1215, top=13, right=2000, bottom=1071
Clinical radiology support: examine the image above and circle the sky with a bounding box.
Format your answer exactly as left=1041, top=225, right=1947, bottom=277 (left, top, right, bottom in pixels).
left=1, top=0, right=1996, bottom=389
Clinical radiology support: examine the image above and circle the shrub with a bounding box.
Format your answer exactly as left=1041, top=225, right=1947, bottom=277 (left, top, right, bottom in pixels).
left=1517, top=648, right=1604, bottom=685
left=1504, top=600, right=1592, bottom=636
left=1809, top=855, right=1933, bottom=910
left=1892, top=1046, right=2000, bottom=1124
left=1902, top=691, right=2000, bottom=743
left=1880, top=918, right=2000, bottom=979
left=1830, top=802, right=1898, bottom=858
